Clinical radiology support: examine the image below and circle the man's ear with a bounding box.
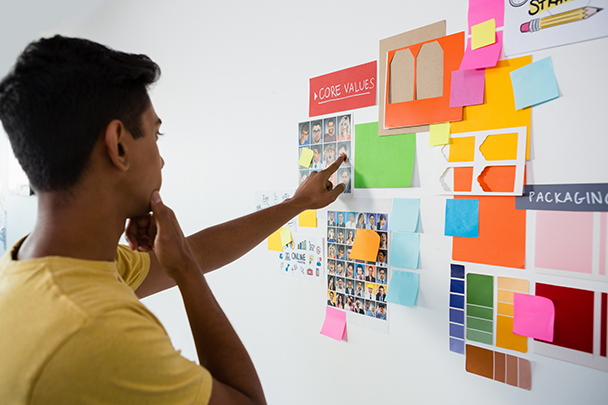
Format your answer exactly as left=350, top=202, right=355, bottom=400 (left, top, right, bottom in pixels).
left=104, top=120, right=130, bottom=171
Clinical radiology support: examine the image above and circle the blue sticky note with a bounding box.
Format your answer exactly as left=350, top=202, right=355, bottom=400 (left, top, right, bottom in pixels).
left=386, top=270, right=419, bottom=307
left=388, top=198, right=420, bottom=232
left=510, top=56, right=559, bottom=110
left=445, top=199, right=479, bottom=238
left=390, top=232, right=420, bottom=269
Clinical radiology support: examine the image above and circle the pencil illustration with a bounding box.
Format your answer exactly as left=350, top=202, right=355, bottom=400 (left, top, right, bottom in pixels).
left=520, top=6, right=602, bottom=33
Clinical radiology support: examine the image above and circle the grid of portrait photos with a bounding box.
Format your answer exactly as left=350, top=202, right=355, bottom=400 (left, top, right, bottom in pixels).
left=326, top=210, right=390, bottom=321
left=298, top=113, right=352, bottom=193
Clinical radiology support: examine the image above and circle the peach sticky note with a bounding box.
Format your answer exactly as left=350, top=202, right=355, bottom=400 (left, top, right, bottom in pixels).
left=320, top=306, right=346, bottom=341
left=267, top=229, right=283, bottom=252
left=471, top=19, right=496, bottom=50
left=298, top=210, right=317, bottom=227
left=429, top=122, right=451, bottom=146
left=298, top=148, right=314, bottom=167
left=512, top=293, right=555, bottom=342
left=349, top=229, right=380, bottom=262
left=279, top=226, right=292, bottom=246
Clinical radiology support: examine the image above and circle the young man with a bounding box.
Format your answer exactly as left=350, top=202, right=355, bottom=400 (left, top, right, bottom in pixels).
left=0, top=36, right=346, bottom=404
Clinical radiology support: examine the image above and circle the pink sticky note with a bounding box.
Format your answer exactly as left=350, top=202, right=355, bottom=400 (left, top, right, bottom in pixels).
left=449, top=69, right=485, bottom=108
left=460, top=31, right=503, bottom=70
left=468, top=0, right=504, bottom=33
left=320, top=306, right=346, bottom=341
left=513, top=293, right=555, bottom=342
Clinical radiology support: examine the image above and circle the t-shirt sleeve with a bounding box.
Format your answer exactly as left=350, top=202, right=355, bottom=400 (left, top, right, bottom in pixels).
left=31, top=307, right=213, bottom=404
left=115, top=245, right=150, bottom=291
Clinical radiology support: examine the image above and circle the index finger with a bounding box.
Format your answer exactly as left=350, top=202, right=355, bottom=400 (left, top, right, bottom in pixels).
left=321, top=153, right=347, bottom=179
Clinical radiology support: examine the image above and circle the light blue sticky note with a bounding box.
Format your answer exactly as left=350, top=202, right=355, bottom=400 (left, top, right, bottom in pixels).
left=388, top=198, right=420, bottom=232
left=510, top=56, right=559, bottom=110
left=386, top=270, right=419, bottom=307
left=390, top=232, right=420, bottom=269
left=445, top=199, right=479, bottom=238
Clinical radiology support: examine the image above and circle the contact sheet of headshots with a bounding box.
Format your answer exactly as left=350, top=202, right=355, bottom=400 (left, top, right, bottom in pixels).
left=326, top=210, right=389, bottom=321
left=298, top=114, right=352, bottom=193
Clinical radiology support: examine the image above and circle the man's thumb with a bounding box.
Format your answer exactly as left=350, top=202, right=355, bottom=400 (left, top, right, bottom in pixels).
left=150, top=190, right=167, bottom=219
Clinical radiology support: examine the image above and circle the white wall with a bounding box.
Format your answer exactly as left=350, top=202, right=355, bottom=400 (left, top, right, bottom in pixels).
left=3, top=0, right=608, bottom=403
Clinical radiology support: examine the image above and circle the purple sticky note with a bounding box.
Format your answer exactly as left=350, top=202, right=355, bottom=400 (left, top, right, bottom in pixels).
left=320, top=306, right=346, bottom=341
left=460, top=31, right=503, bottom=70
left=512, top=293, right=555, bottom=342
left=450, top=69, right=486, bottom=108
left=468, top=0, right=505, bottom=32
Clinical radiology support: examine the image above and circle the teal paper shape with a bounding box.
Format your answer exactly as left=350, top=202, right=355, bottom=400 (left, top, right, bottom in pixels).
left=445, top=199, right=479, bottom=238
left=510, top=56, right=559, bottom=110
left=388, top=198, right=420, bottom=232
left=386, top=270, right=419, bottom=307
left=390, top=232, right=420, bottom=269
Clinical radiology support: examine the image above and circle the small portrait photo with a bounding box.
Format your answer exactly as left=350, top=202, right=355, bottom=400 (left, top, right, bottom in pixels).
left=298, top=121, right=310, bottom=146
left=365, top=282, right=376, bottom=300
left=376, top=249, right=388, bottom=267
left=327, top=290, right=336, bottom=307
left=345, top=246, right=353, bottom=261
left=354, top=298, right=365, bottom=314
left=345, top=211, right=357, bottom=228
left=337, top=114, right=351, bottom=141
left=336, top=211, right=346, bottom=227
left=355, top=264, right=365, bottom=281
left=378, top=231, right=388, bottom=249
left=299, top=169, right=309, bottom=185
left=365, top=265, right=376, bottom=282
left=337, top=141, right=351, bottom=166
left=376, top=303, right=388, bottom=320
left=323, top=117, right=337, bottom=143
left=367, top=213, right=377, bottom=230
left=345, top=262, right=355, bottom=279
left=327, top=228, right=336, bottom=243
left=335, top=293, right=345, bottom=309
left=356, top=212, right=367, bottom=229
left=335, top=261, right=345, bottom=277
left=336, top=244, right=345, bottom=260
left=376, top=267, right=388, bottom=285
left=327, top=260, right=336, bottom=275
left=375, top=284, right=387, bottom=302
left=309, top=144, right=323, bottom=171
left=345, top=279, right=355, bottom=295
left=345, top=294, right=355, bottom=311
left=336, top=277, right=346, bottom=294
left=327, top=211, right=336, bottom=226
left=355, top=281, right=365, bottom=298
left=376, top=213, right=388, bottom=231
left=327, top=244, right=337, bottom=260
left=345, top=229, right=356, bottom=246
left=310, top=120, right=323, bottom=144
left=365, top=300, right=377, bottom=317
left=323, top=143, right=337, bottom=168
left=327, top=275, right=336, bottom=291
left=336, top=229, right=345, bottom=244
left=338, top=168, right=351, bottom=194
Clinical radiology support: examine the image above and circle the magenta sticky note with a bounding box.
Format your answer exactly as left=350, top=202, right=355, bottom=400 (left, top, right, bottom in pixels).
left=460, top=31, right=503, bottom=70
left=468, top=0, right=504, bottom=33
left=512, top=293, right=555, bottom=342
left=320, top=306, right=346, bottom=341
left=450, top=69, right=485, bottom=108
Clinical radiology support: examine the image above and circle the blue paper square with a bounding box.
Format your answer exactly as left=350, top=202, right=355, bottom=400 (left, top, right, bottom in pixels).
left=386, top=270, right=419, bottom=307
left=450, top=338, right=465, bottom=354
left=445, top=199, right=479, bottom=238
left=510, top=56, right=559, bottom=110
left=390, top=232, right=420, bottom=269
left=388, top=198, right=420, bottom=232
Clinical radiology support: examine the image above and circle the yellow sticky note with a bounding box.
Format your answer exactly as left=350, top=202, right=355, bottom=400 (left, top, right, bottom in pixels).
left=429, top=122, right=451, bottom=146
left=471, top=19, right=496, bottom=50
left=267, top=229, right=283, bottom=252
left=298, top=210, right=317, bottom=227
left=279, top=226, right=292, bottom=246
left=298, top=148, right=314, bottom=167
left=349, top=229, right=380, bottom=262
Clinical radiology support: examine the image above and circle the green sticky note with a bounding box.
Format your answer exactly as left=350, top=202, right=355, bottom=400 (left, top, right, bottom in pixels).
left=354, top=122, right=416, bottom=188
left=466, top=273, right=493, bottom=307
left=298, top=148, right=314, bottom=167
left=471, top=19, right=496, bottom=50
left=429, top=122, right=450, bottom=146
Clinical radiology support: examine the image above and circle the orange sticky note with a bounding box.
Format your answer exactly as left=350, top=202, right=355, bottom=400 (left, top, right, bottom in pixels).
left=298, top=210, right=317, bottom=227
left=267, top=229, right=283, bottom=252
left=349, top=229, right=380, bottom=262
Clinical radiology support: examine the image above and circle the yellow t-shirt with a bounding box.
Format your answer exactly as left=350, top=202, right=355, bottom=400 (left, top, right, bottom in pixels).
left=0, top=240, right=212, bottom=404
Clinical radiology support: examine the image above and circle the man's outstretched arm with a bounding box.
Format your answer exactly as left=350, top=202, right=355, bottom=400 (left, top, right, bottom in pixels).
left=133, top=154, right=347, bottom=298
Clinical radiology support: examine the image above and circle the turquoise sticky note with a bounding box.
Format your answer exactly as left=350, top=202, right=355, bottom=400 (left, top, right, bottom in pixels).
left=390, top=232, right=420, bottom=269
left=388, top=198, right=420, bottom=232
left=386, top=270, right=419, bottom=307
left=445, top=199, right=479, bottom=238
left=510, top=56, right=559, bottom=110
